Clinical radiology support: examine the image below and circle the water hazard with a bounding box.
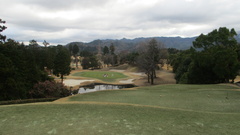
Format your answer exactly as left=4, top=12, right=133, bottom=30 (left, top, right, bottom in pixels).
left=78, top=83, right=135, bottom=94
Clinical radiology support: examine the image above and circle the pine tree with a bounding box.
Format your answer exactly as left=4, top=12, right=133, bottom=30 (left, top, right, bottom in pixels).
left=53, top=46, right=71, bottom=83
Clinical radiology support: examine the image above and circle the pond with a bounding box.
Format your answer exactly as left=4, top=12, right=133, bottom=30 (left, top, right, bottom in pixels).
left=78, top=83, right=135, bottom=94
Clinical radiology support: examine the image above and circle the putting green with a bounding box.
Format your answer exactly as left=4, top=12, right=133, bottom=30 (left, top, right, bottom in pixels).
left=72, top=71, right=128, bottom=82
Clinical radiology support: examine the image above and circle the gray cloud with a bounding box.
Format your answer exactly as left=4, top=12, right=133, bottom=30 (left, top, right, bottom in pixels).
left=1, top=0, right=240, bottom=45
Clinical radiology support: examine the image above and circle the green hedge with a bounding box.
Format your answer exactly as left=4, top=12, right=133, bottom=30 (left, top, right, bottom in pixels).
left=0, top=98, right=58, bottom=105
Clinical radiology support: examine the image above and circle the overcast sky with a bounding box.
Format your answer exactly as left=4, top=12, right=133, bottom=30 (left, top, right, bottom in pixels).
left=1, top=0, right=240, bottom=45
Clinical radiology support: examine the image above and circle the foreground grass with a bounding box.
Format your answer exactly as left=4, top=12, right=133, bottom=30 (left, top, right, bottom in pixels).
left=72, top=71, right=128, bottom=82
left=1, top=103, right=240, bottom=135
left=1, top=84, right=240, bottom=135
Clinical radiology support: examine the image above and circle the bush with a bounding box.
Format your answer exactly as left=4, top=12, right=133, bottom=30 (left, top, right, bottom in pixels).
left=29, top=81, right=70, bottom=98
left=0, top=98, right=58, bottom=105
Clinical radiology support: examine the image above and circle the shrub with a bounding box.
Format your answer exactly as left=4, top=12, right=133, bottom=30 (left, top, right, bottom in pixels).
left=30, top=81, right=70, bottom=98
left=0, top=98, right=58, bottom=105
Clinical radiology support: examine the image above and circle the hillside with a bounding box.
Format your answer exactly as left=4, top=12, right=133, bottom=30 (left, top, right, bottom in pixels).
left=66, top=34, right=240, bottom=53
left=66, top=36, right=196, bottom=53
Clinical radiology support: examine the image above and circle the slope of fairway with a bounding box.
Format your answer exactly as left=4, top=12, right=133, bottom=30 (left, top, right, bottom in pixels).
left=69, top=84, right=240, bottom=113
left=1, top=84, right=240, bottom=135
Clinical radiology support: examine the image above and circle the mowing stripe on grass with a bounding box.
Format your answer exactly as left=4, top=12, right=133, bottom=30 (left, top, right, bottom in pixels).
left=63, top=101, right=240, bottom=115
left=4, top=101, right=239, bottom=115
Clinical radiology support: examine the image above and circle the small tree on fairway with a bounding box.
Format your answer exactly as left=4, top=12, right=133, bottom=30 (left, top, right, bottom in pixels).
left=53, top=46, right=71, bottom=83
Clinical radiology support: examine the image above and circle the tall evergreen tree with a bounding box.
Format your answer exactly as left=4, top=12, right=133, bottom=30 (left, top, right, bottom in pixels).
left=103, top=46, right=109, bottom=55
left=110, top=43, right=115, bottom=55
left=53, top=46, right=71, bottom=83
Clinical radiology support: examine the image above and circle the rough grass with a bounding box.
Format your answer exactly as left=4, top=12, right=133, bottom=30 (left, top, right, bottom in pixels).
left=1, top=84, right=240, bottom=135
left=72, top=71, right=128, bottom=82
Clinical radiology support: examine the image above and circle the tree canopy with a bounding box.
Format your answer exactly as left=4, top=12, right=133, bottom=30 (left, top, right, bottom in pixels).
left=0, top=19, right=7, bottom=42
left=171, top=27, right=240, bottom=84
left=0, top=39, right=53, bottom=100
left=0, top=36, right=71, bottom=101
left=193, top=27, right=237, bottom=50
left=110, top=43, right=115, bottom=55
left=137, top=38, right=163, bottom=84
left=53, top=46, right=71, bottom=83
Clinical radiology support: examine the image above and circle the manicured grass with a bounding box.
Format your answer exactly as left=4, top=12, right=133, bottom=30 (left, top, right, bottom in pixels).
left=1, top=103, right=240, bottom=135
left=1, top=84, right=240, bottom=135
left=70, top=84, right=240, bottom=113
left=72, top=71, right=128, bottom=82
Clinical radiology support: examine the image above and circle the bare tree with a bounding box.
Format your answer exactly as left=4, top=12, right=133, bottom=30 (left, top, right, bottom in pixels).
left=137, top=38, right=164, bottom=85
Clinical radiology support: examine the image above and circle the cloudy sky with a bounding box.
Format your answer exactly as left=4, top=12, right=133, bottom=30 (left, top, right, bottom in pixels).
left=1, top=0, right=240, bottom=45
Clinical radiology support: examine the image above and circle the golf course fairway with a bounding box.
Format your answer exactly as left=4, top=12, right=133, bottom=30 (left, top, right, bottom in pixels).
left=0, top=84, right=240, bottom=135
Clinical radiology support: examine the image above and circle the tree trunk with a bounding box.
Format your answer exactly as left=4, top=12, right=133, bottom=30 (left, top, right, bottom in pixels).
left=146, top=72, right=150, bottom=83
left=75, top=55, right=78, bottom=69
left=151, top=70, right=154, bottom=85
left=61, top=74, right=64, bottom=83
left=153, top=69, right=157, bottom=78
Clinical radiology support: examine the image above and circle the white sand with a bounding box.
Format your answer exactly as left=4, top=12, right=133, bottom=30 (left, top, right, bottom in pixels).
left=119, top=79, right=134, bottom=84
left=63, top=79, right=94, bottom=87
left=109, top=69, right=125, bottom=72
left=130, top=72, right=145, bottom=76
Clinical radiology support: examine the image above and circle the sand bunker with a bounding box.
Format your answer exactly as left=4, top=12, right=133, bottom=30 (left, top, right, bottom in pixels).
left=130, top=72, right=145, bottom=76
left=109, top=69, right=125, bottom=72
left=63, top=79, right=94, bottom=87
left=119, top=79, right=134, bottom=84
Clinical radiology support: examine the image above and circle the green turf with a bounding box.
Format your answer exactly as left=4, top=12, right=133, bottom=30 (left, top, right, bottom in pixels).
left=1, top=84, right=240, bottom=135
left=69, top=84, right=240, bottom=113
left=72, top=71, right=128, bottom=82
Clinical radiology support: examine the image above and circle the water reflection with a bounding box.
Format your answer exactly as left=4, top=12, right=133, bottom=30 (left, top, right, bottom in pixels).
left=78, top=84, right=134, bottom=94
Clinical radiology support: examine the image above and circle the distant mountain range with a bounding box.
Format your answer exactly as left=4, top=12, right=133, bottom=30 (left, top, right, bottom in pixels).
left=66, top=34, right=240, bottom=53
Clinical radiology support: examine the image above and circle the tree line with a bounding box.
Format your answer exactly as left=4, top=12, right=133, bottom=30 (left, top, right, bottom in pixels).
left=170, top=27, right=240, bottom=84
left=0, top=39, right=72, bottom=100
left=67, top=43, right=118, bottom=69
left=68, top=39, right=168, bottom=85
left=0, top=19, right=72, bottom=101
